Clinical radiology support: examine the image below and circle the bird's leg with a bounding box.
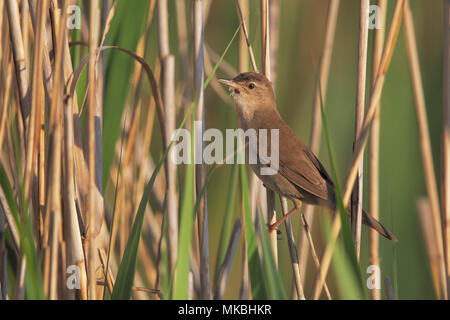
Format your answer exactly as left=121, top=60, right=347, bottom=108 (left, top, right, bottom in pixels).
left=268, top=200, right=302, bottom=233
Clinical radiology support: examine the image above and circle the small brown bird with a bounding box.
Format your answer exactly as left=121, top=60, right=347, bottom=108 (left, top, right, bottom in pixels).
left=219, top=72, right=397, bottom=242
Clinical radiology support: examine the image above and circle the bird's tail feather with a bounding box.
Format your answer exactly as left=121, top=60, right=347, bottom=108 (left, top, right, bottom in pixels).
left=362, top=209, right=398, bottom=242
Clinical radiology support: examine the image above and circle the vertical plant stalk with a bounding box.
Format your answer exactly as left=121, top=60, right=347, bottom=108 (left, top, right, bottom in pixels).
left=369, top=0, right=387, bottom=301
left=45, top=0, right=68, bottom=299
left=268, top=0, right=280, bottom=86
left=235, top=0, right=259, bottom=72
left=384, top=277, right=395, bottom=300
left=280, top=197, right=304, bottom=300
left=194, top=0, right=210, bottom=300
left=300, top=213, right=332, bottom=300
left=443, top=0, right=450, bottom=298
left=403, top=0, right=447, bottom=299
left=311, top=0, right=405, bottom=299
left=158, top=0, right=178, bottom=278
left=176, top=0, right=191, bottom=104
left=260, top=0, right=270, bottom=79
left=299, top=0, right=340, bottom=284
left=237, top=0, right=251, bottom=299
left=23, top=0, right=48, bottom=201
left=351, top=0, right=369, bottom=260
left=417, top=198, right=442, bottom=298
left=260, top=0, right=278, bottom=265
left=87, top=0, right=101, bottom=300
left=5, top=0, right=30, bottom=122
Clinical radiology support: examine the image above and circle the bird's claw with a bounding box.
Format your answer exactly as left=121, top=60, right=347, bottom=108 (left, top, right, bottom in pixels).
left=267, top=223, right=281, bottom=235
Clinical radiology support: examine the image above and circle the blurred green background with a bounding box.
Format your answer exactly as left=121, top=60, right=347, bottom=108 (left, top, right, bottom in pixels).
left=103, top=0, right=444, bottom=299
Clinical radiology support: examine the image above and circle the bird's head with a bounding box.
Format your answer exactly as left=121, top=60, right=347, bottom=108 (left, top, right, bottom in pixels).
left=218, top=72, right=275, bottom=116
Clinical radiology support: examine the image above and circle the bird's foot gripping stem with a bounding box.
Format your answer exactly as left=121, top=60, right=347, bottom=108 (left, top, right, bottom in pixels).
left=268, top=201, right=302, bottom=233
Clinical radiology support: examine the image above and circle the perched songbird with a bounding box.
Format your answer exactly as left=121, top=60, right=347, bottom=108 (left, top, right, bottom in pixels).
left=219, top=72, right=397, bottom=242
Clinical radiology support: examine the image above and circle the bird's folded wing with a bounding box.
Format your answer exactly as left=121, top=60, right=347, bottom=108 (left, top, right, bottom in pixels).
left=278, top=140, right=333, bottom=201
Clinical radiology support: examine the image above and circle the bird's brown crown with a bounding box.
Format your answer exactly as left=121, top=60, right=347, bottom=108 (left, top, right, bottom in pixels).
left=232, top=72, right=272, bottom=88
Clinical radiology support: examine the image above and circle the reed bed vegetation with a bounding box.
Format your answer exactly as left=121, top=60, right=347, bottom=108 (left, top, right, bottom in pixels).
left=0, top=0, right=448, bottom=300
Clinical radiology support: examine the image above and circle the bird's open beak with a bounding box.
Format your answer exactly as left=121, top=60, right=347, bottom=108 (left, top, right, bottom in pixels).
left=218, top=79, right=241, bottom=95
left=218, top=79, right=240, bottom=90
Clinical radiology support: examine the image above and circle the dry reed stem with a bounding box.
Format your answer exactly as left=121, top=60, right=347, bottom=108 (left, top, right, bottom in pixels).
left=214, top=219, right=242, bottom=300
left=237, top=0, right=251, bottom=301
left=311, top=0, right=405, bottom=299
left=63, top=91, right=88, bottom=300
left=194, top=0, right=211, bottom=300
left=0, top=201, right=5, bottom=299
left=300, top=213, right=332, bottom=300
left=0, top=53, right=14, bottom=180
left=0, top=186, right=21, bottom=254
left=0, top=0, right=4, bottom=62
left=87, top=0, right=101, bottom=300
left=21, top=0, right=30, bottom=58
left=235, top=0, right=258, bottom=72
left=268, top=0, right=280, bottom=86
left=176, top=0, right=190, bottom=103
left=280, top=197, right=304, bottom=300
left=238, top=0, right=249, bottom=73
left=369, top=0, right=387, bottom=301
left=351, top=0, right=370, bottom=260
left=260, top=0, right=270, bottom=79
left=23, top=0, right=48, bottom=200
left=384, top=277, right=395, bottom=300
left=300, top=0, right=340, bottom=285
left=259, top=0, right=278, bottom=266
left=46, top=1, right=69, bottom=300
left=239, top=217, right=251, bottom=300
left=158, top=0, right=178, bottom=276
left=6, top=0, right=30, bottom=122
left=404, top=0, right=447, bottom=299
left=417, top=198, right=442, bottom=298
left=14, top=255, right=26, bottom=299
left=443, top=0, right=450, bottom=298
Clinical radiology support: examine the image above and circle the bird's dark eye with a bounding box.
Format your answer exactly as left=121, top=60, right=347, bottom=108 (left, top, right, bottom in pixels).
left=248, top=83, right=255, bottom=90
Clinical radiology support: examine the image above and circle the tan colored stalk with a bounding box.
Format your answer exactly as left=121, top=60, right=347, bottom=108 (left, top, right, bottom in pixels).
left=235, top=0, right=258, bottom=72
left=5, top=0, right=30, bottom=122
left=300, top=213, right=332, bottom=300
left=403, top=0, right=447, bottom=299
left=369, top=0, right=387, bottom=301
left=268, top=0, right=280, bottom=86
left=417, top=198, right=442, bottom=298
left=351, top=0, right=369, bottom=260
left=299, top=0, right=340, bottom=284
left=176, top=0, right=190, bottom=104
left=24, top=0, right=48, bottom=202
left=45, top=1, right=68, bottom=299
left=280, top=197, right=304, bottom=300
left=259, top=0, right=278, bottom=265
left=237, top=0, right=251, bottom=300
left=0, top=52, right=13, bottom=172
left=87, top=0, right=101, bottom=300
left=194, top=0, right=210, bottom=300
left=157, top=0, right=178, bottom=276
left=443, top=0, right=450, bottom=298
left=311, top=0, right=405, bottom=299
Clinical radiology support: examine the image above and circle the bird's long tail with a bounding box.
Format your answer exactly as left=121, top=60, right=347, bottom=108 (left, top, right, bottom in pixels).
left=361, top=209, right=398, bottom=242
